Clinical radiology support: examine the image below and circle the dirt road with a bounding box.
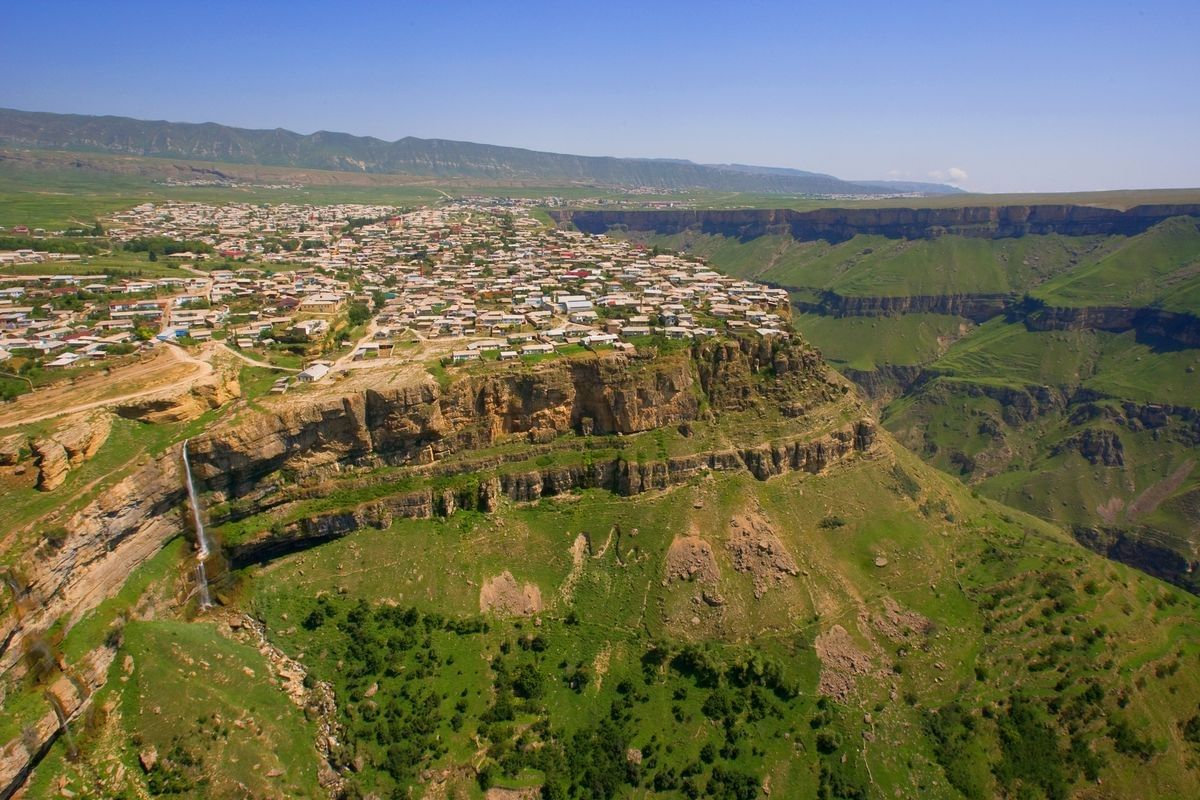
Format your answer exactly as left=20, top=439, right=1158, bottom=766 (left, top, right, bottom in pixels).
left=0, top=344, right=213, bottom=429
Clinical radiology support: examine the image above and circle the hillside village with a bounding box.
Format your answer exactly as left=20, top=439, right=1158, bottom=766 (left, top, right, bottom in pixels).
left=0, top=200, right=792, bottom=392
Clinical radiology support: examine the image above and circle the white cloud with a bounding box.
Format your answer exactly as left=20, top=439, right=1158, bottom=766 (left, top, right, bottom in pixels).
left=928, top=167, right=969, bottom=186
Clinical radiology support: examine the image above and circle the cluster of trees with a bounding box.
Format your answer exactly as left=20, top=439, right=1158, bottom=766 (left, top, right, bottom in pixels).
left=123, top=236, right=214, bottom=259
left=300, top=597, right=487, bottom=794
left=0, top=235, right=104, bottom=255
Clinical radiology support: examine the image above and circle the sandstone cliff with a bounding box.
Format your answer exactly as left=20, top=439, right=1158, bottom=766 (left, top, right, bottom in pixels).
left=190, top=343, right=832, bottom=495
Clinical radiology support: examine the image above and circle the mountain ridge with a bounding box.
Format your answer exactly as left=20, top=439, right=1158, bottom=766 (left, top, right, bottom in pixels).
left=0, top=107, right=962, bottom=195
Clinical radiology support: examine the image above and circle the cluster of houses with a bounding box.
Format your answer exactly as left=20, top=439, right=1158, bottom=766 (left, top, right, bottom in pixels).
left=2, top=199, right=794, bottom=382
left=365, top=203, right=793, bottom=364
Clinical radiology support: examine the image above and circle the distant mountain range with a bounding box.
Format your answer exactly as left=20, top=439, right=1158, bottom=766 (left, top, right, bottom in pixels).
left=0, top=108, right=962, bottom=196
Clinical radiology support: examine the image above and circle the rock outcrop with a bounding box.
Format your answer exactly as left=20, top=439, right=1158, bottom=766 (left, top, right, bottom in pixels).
left=0, top=646, right=114, bottom=798
left=31, top=437, right=70, bottom=491
left=116, top=368, right=241, bottom=424
left=223, top=421, right=877, bottom=565
left=0, top=433, right=25, bottom=466
left=1021, top=300, right=1200, bottom=348
left=796, top=291, right=1011, bottom=322
left=30, top=412, right=112, bottom=491
left=2, top=451, right=183, bottom=676
left=1052, top=428, right=1126, bottom=467
left=188, top=343, right=833, bottom=497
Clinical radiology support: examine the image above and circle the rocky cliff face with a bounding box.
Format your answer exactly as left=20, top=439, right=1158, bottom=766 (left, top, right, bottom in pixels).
left=1021, top=301, right=1200, bottom=348
left=0, top=343, right=846, bottom=707
left=225, top=421, right=878, bottom=565
left=0, top=343, right=858, bottom=794
left=1, top=454, right=184, bottom=678
left=27, top=412, right=112, bottom=491
left=190, top=344, right=831, bottom=495
left=115, top=368, right=241, bottom=424
left=795, top=291, right=1012, bottom=323
left=555, top=204, right=1200, bottom=243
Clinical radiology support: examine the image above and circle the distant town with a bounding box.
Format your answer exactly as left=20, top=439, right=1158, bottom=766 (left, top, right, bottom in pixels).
left=0, top=199, right=792, bottom=394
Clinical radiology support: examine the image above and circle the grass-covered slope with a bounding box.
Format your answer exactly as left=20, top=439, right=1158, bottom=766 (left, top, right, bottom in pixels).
left=1031, top=216, right=1200, bottom=311
left=10, top=337, right=1200, bottom=799
left=884, top=321, right=1200, bottom=590
left=618, top=230, right=1117, bottom=299
left=224, top=445, right=1200, bottom=799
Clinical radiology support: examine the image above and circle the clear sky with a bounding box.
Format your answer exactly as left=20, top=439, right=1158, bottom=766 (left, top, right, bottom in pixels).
left=3, top=0, right=1197, bottom=193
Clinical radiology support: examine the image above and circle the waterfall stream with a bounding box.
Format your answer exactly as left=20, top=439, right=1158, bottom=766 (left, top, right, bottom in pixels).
left=182, top=439, right=212, bottom=608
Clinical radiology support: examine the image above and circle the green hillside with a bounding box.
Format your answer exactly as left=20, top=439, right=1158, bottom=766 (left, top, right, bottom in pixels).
left=28, top=442, right=1200, bottom=799
left=1032, top=216, right=1200, bottom=310
left=604, top=213, right=1200, bottom=596
left=621, top=230, right=1119, bottom=298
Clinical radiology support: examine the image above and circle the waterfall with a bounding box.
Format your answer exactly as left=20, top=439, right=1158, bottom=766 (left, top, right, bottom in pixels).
left=182, top=439, right=212, bottom=609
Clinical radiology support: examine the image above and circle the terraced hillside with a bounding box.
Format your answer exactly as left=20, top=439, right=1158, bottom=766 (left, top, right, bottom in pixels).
left=576, top=207, right=1200, bottom=593
left=5, top=335, right=1200, bottom=799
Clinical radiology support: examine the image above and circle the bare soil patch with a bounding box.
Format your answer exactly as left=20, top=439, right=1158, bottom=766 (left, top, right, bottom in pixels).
left=479, top=571, right=542, bottom=616
left=1128, top=459, right=1195, bottom=518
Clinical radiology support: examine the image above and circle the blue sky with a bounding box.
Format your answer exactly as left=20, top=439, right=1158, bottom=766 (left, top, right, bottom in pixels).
left=2, top=0, right=1197, bottom=193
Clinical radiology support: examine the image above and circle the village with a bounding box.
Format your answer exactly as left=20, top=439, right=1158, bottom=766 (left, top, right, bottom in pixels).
left=0, top=199, right=793, bottom=396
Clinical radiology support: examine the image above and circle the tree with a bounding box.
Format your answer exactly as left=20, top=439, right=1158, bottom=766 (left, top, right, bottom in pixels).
left=347, top=302, right=372, bottom=326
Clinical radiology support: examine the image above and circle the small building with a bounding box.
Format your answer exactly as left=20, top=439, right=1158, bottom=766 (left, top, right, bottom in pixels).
left=297, top=363, right=331, bottom=382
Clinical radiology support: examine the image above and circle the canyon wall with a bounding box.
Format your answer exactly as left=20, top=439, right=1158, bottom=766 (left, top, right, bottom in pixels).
left=554, top=204, right=1200, bottom=243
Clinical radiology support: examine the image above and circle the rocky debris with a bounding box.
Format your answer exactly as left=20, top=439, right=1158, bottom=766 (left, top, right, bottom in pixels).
left=0, top=432, right=25, bottom=466
left=872, top=598, right=933, bottom=643
left=814, top=625, right=873, bottom=700
left=665, top=536, right=719, bottom=584
left=701, top=589, right=726, bottom=607
left=484, top=788, right=542, bottom=800
left=479, top=572, right=543, bottom=616
left=726, top=509, right=799, bottom=598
